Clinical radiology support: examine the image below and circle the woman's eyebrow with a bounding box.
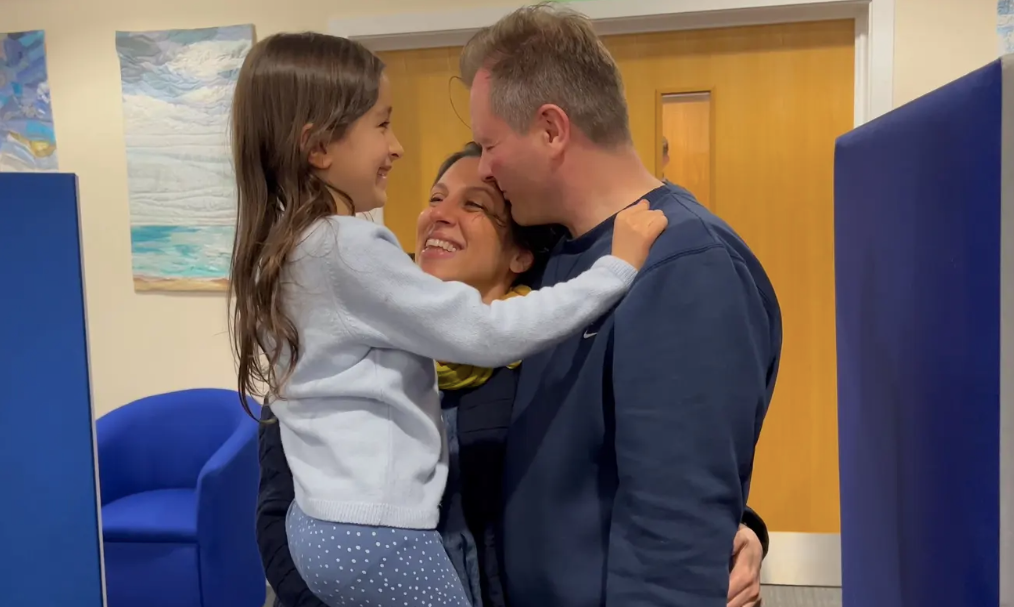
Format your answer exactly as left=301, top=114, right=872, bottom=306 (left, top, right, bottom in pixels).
left=465, top=184, right=500, bottom=199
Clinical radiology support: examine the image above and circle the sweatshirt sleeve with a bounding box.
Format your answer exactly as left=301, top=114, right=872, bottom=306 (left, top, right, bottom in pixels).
left=319, top=220, right=637, bottom=367
left=605, top=246, right=774, bottom=607
left=741, top=507, right=770, bottom=557
left=256, top=407, right=328, bottom=607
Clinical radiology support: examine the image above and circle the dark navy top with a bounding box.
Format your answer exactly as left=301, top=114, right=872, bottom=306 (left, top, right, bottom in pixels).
left=500, top=184, right=781, bottom=607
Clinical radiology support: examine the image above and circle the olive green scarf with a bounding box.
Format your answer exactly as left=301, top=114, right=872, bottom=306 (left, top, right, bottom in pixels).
left=436, top=285, right=531, bottom=390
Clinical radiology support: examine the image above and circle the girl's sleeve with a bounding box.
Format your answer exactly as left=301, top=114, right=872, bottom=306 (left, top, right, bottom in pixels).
left=321, top=222, right=636, bottom=367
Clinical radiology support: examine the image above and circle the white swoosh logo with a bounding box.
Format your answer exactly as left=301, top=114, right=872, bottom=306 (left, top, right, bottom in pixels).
left=583, top=330, right=598, bottom=339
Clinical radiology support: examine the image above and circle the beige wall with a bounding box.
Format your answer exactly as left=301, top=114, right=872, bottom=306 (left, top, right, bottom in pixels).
left=3, top=0, right=1001, bottom=417
left=894, top=0, right=998, bottom=105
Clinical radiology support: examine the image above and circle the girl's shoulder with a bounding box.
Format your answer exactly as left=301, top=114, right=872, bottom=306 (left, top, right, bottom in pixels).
left=290, top=216, right=410, bottom=281
left=296, top=216, right=402, bottom=258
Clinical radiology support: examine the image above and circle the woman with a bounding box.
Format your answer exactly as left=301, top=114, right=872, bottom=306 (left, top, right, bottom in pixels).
left=256, top=142, right=769, bottom=607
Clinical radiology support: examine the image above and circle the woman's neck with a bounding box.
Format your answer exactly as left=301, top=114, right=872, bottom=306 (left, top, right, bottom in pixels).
left=479, top=281, right=513, bottom=304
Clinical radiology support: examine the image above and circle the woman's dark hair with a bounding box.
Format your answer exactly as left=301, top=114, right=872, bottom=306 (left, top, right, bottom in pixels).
left=432, top=142, right=563, bottom=284
left=229, top=32, right=385, bottom=417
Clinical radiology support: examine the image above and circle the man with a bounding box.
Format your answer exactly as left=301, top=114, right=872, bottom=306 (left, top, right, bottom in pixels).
left=460, top=5, right=781, bottom=607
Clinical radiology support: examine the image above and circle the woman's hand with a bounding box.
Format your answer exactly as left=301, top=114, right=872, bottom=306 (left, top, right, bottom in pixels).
left=611, top=200, right=668, bottom=270
left=728, top=524, right=764, bottom=607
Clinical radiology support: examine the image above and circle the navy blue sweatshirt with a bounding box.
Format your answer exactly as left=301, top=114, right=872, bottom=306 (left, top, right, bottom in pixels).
left=501, top=184, right=781, bottom=607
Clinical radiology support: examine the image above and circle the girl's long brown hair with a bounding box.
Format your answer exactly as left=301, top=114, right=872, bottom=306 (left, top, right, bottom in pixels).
left=229, top=33, right=385, bottom=418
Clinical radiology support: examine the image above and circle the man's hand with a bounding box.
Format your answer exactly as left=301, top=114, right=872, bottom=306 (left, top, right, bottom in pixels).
left=728, top=524, right=763, bottom=607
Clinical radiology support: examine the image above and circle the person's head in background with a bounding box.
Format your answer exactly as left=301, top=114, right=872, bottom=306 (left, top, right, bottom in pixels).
left=416, top=142, right=562, bottom=302
left=229, top=32, right=403, bottom=412
left=661, top=136, right=670, bottom=177
left=460, top=3, right=660, bottom=237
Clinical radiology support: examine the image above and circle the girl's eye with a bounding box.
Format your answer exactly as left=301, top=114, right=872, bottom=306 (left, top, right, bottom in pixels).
left=380, top=121, right=390, bottom=129
left=428, top=196, right=443, bottom=205
left=465, top=201, right=484, bottom=210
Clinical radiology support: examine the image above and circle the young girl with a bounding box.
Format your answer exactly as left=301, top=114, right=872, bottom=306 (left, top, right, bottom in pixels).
left=229, top=33, right=666, bottom=607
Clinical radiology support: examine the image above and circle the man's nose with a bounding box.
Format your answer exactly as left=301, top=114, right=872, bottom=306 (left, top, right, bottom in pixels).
left=477, top=154, right=495, bottom=182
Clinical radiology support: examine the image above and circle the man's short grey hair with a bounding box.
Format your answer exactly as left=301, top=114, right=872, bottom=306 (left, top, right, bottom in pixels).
left=459, top=3, right=631, bottom=147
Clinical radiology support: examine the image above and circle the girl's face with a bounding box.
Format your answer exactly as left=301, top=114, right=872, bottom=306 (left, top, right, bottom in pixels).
left=310, top=73, right=404, bottom=213
left=415, top=156, right=533, bottom=301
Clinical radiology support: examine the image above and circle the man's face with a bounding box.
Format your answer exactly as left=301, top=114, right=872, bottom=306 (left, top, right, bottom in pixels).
left=469, top=70, right=555, bottom=226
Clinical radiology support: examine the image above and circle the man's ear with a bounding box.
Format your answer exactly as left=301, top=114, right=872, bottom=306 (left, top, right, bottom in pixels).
left=534, top=103, right=570, bottom=152
left=510, top=248, right=535, bottom=275
left=302, top=124, right=332, bottom=170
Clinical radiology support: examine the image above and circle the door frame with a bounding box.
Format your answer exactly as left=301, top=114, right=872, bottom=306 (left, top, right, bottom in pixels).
left=330, top=0, right=893, bottom=129
left=330, top=0, right=893, bottom=587
left=656, top=88, right=717, bottom=210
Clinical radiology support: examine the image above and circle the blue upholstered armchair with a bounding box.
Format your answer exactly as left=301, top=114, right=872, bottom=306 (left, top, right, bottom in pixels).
left=97, top=388, right=265, bottom=607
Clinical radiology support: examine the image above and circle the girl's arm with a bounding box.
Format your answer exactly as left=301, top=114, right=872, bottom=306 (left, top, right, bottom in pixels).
left=309, top=219, right=636, bottom=368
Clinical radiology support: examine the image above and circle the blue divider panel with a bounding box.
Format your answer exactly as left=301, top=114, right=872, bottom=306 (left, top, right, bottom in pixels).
left=834, top=60, right=1006, bottom=607
left=0, top=173, right=105, bottom=606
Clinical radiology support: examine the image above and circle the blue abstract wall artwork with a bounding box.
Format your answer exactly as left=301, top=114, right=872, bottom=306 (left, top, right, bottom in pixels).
left=116, top=25, right=253, bottom=291
left=0, top=30, right=58, bottom=172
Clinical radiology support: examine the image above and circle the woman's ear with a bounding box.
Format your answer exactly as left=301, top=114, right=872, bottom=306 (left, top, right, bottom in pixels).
left=302, top=124, right=332, bottom=170
left=509, top=248, right=534, bottom=275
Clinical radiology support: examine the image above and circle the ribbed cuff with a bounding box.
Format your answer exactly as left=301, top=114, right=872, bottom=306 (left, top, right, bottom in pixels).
left=741, top=507, right=770, bottom=557
left=594, top=255, right=639, bottom=286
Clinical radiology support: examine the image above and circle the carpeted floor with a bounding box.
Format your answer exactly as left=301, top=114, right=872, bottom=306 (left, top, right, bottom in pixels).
left=263, top=585, right=843, bottom=606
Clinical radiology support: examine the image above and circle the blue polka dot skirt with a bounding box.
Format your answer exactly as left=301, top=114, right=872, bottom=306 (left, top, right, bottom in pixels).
left=287, top=501, right=472, bottom=607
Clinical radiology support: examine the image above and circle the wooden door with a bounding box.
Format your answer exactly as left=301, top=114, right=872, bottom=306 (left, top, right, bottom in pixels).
left=378, top=47, right=474, bottom=247
left=377, top=19, right=855, bottom=534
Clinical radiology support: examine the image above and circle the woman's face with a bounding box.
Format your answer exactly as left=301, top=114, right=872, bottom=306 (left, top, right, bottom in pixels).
left=416, top=156, right=533, bottom=299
